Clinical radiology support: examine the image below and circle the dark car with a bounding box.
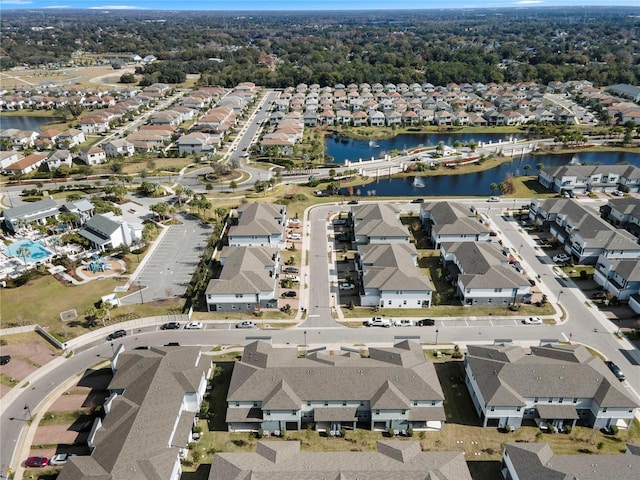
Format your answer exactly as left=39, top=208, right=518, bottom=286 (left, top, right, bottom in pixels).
left=106, top=329, right=126, bottom=341
left=605, top=360, right=626, bottom=381
left=528, top=278, right=536, bottom=286
left=281, top=291, right=297, bottom=298
left=283, top=267, right=299, bottom=274
left=347, top=200, right=359, bottom=205
left=24, top=456, right=48, bottom=468
left=0, top=355, right=10, bottom=365
left=160, top=322, right=181, bottom=330
left=417, top=318, right=436, bottom=326
left=591, top=292, right=607, bottom=300
left=336, top=234, right=349, bottom=242
left=411, top=198, right=425, bottom=204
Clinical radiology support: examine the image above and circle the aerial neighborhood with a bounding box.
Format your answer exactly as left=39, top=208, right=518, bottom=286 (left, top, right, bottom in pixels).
left=2, top=6, right=640, bottom=480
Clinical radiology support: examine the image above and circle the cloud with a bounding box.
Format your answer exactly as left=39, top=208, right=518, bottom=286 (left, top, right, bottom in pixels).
left=87, top=5, right=146, bottom=9
left=2, top=0, right=33, bottom=4
left=44, top=5, right=70, bottom=7
left=514, top=0, right=544, bottom=4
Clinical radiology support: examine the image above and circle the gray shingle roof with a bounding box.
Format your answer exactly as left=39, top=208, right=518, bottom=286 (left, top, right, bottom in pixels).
left=228, top=203, right=285, bottom=238
left=58, top=347, right=210, bottom=480
left=504, top=442, right=640, bottom=480
left=359, top=243, right=434, bottom=292
left=209, top=441, right=473, bottom=480
left=466, top=344, right=638, bottom=408
left=205, top=246, right=277, bottom=295
left=352, top=203, right=409, bottom=239
left=422, top=201, right=490, bottom=236
left=2, top=198, right=59, bottom=222
left=227, top=341, right=444, bottom=407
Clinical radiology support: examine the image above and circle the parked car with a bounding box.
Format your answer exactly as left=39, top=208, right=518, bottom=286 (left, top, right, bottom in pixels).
left=288, top=218, right=302, bottom=226
left=160, top=322, right=180, bottom=330
left=591, top=292, right=607, bottom=300
left=394, top=319, right=414, bottom=327
left=286, top=275, right=301, bottom=283
left=339, top=283, right=355, bottom=290
left=365, top=317, right=391, bottom=328
left=528, top=278, right=536, bottom=286
left=522, top=316, right=543, bottom=325
left=411, top=198, right=425, bottom=204
left=236, top=321, right=256, bottom=329
left=287, top=233, right=301, bottom=240
left=49, top=453, right=74, bottom=466
left=605, top=360, right=626, bottom=381
left=284, top=267, right=299, bottom=274
left=553, top=253, right=570, bottom=263
left=24, top=456, right=48, bottom=468
left=416, top=318, right=436, bottom=326
left=612, top=190, right=624, bottom=197
left=336, top=233, right=349, bottom=242
left=0, top=355, right=11, bottom=365
left=487, top=196, right=500, bottom=202
left=106, top=330, right=126, bottom=341
left=333, top=218, right=348, bottom=226
left=184, top=322, right=203, bottom=330
left=347, top=200, right=359, bottom=205
left=281, top=291, right=297, bottom=298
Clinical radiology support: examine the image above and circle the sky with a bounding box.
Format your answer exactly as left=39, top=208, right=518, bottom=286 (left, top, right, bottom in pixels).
left=2, top=0, right=640, bottom=11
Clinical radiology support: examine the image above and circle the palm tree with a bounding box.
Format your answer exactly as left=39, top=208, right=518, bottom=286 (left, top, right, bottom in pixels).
left=536, top=163, right=544, bottom=173
left=16, top=246, right=30, bottom=265
left=489, top=182, right=498, bottom=195
left=523, top=164, right=531, bottom=176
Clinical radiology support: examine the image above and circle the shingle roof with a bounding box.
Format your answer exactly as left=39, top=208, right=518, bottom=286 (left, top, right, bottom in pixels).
left=209, top=441, right=473, bottom=480
left=352, top=203, right=409, bottom=239
left=422, top=201, right=490, bottom=236
left=228, top=203, right=285, bottom=239
left=466, top=344, right=638, bottom=408
left=205, top=246, right=277, bottom=295
left=504, top=442, right=640, bottom=480
left=58, top=347, right=209, bottom=480
left=227, top=341, right=444, bottom=407
left=359, top=243, right=433, bottom=292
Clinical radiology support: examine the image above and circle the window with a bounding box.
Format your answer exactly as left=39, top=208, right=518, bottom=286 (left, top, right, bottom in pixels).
left=343, top=401, right=347, bottom=406
left=494, top=288, right=502, bottom=293
left=375, top=410, right=380, bottom=415
left=266, top=411, right=271, bottom=416
left=573, top=398, right=578, bottom=403
left=559, top=398, right=564, bottom=404
left=292, top=411, right=296, bottom=415
left=548, top=398, right=553, bottom=403
left=307, top=401, right=311, bottom=406
left=516, top=407, right=521, bottom=412
left=401, top=410, right=406, bottom=415
left=254, top=402, right=258, bottom=407
left=235, top=294, right=243, bottom=298
left=413, top=401, right=418, bottom=406
left=235, top=402, right=239, bottom=407
left=534, top=397, right=539, bottom=402
left=602, top=407, right=607, bottom=413
left=324, top=402, right=329, bottom=406
left=490, top=406, right=495, bottom=412
left=431, top=401, right=436, bottom=406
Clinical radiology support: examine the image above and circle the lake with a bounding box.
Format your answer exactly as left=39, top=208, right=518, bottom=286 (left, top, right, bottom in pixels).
left=326, top=132, right=523, bottom=164
left=342, top=151, right=640, bottom=197
left=0, top=115, right=62, bottom=132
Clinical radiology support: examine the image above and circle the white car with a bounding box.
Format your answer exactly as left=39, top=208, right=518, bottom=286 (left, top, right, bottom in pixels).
left=365, top=317, right=392, bottom=328
left=553, top=253, right=570, bottom=263
left=339, top=283, right=355, bottom=290
left=49, top=453, right=74, bottom=466
left=522, top=316, right=543, bottom=325
left=235, top=321, right=256, bottom=329
left=288, top=218, right=302, bottom=226
left=286, top=275, right=301, bottom=283
left=394, top=319, right=414, bottom=327
left=287, top=233, right=301, bottom=240
left=487, top=196, right=500, bottom=202
left=184, top=322, right=203, bottom=330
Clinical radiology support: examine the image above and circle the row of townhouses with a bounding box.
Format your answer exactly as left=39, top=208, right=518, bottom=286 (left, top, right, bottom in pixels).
left=538, top=164, right=640, bottom=195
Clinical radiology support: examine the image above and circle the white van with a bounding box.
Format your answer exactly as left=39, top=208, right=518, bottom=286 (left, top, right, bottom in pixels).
left=287, top=233, right=301, bottom=240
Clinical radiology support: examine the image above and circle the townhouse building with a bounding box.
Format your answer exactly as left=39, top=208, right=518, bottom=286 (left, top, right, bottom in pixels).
left=227, top=203, right=287, bottom=249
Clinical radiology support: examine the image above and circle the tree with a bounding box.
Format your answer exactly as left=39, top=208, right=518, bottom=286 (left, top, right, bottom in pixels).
left=229, top=180, right=238, bottom=192
left=523, top=164, right=531, bottom=175
left=119, top=72, right=136, bottom=84
left=536, top=163, right=544, bottom=173
left=149, top=202, right=169, bottom=221
left=489, top=182, right=498, bottom=195
left=16, top=246, right=30, bottom=265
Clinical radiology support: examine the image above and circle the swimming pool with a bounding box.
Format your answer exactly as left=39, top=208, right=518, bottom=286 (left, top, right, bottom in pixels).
left=4, top=239, right=52, bottom=264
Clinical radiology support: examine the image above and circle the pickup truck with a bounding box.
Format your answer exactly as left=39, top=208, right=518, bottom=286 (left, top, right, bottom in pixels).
left=365, top=317, right=391, bottom=328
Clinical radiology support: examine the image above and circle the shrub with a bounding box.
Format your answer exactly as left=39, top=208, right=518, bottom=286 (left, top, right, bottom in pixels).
left=257, top=428, right=264, bottom=439
left=406, top=427, right=413, bottom=437
left=610, top=425, right=619, bottom=435
left=597, top=442, right=604, bottom=451
left=387, top=427, right=395, bottom=438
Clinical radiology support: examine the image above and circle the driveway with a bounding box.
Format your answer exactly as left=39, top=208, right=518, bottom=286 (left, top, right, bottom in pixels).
left=120, top=213, right=213, bottom=304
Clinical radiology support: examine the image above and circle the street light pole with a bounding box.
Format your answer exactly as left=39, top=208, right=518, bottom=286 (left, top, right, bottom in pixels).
left=557, top=289, right=564, bottom=304
left=435, top=329, right=439, bottom=345
left=24, top=405, right=32, bottom=420
left=110, top=342, right=115, bottom=355
left=304, top=330, right=307, bottom=357
left=138, top=280, right=144, bottom=304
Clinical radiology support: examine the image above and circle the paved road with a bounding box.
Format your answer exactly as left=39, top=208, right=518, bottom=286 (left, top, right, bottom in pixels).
left=120, top=213, right=213, bottom=304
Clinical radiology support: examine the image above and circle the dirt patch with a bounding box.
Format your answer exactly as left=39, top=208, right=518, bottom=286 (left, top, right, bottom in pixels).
left=33, top=425, right=88, bottom=446
left=0, top=341, right=58, bottom=366
left=49, top=390, right=108, bottom=412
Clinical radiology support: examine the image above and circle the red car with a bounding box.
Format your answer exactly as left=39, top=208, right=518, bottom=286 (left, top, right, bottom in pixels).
left=24, top=456, right=48, bottom=467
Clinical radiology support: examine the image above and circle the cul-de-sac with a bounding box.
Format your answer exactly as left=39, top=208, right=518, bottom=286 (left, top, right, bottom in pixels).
left=1, top=5, right=640, bottom=480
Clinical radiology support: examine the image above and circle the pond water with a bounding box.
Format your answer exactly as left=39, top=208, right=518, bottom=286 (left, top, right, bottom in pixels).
left=342, top=151, right=640, bottom=197
left=0, top=115, right=62, bottom=132
left=326, top=132, right=523, bottom=164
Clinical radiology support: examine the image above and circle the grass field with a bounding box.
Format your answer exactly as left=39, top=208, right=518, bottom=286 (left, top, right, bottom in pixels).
left=0, top=274, right=183, bottom=339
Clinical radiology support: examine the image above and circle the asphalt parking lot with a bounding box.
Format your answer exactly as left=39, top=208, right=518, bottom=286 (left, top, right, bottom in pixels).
left=121, top=213, right=213, bottom=304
